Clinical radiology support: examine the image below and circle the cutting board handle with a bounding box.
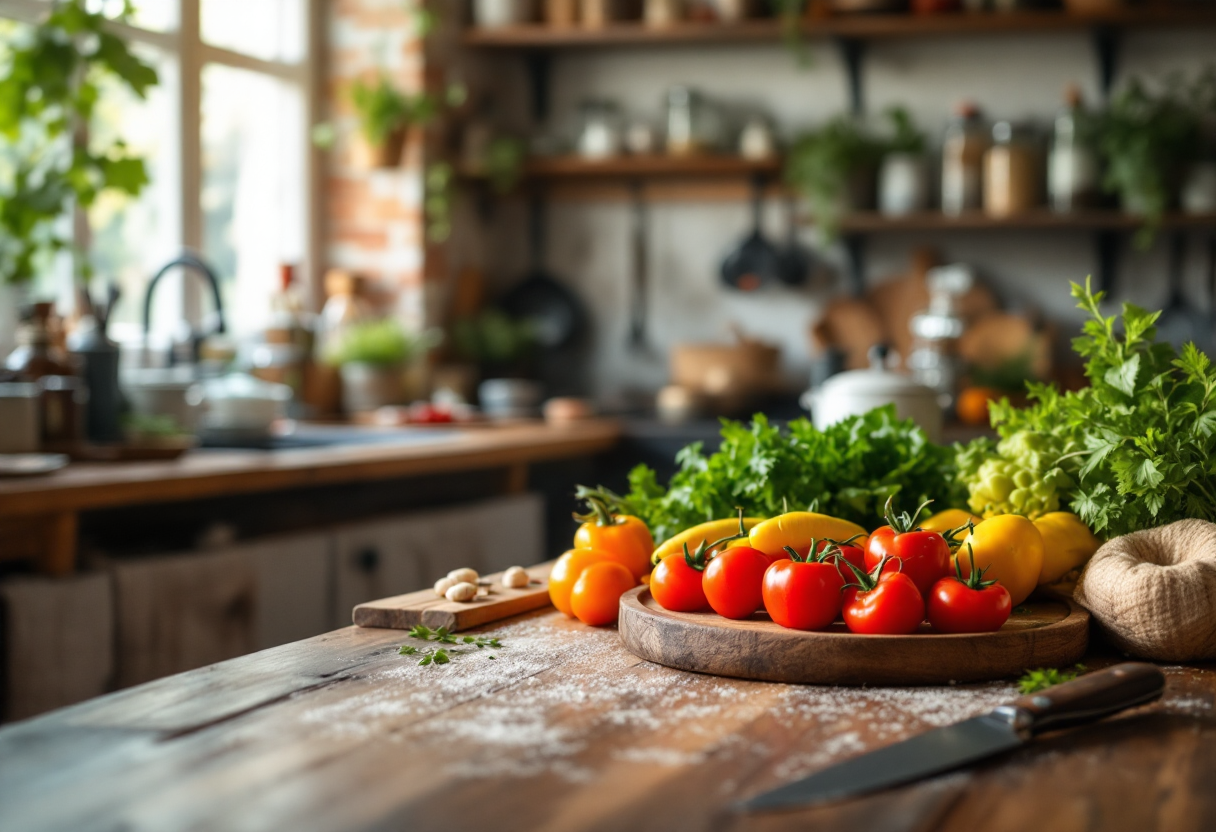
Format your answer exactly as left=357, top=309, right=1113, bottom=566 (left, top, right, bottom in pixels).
left=1001, top=662, right=1165, bottom=736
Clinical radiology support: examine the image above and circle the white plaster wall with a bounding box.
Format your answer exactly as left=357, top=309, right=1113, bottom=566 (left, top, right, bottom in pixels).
left=470, top=29, right=1216, bottom=398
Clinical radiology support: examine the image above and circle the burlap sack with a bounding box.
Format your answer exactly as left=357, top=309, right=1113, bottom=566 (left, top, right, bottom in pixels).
left=1074, top=519, right=1216, bottom=662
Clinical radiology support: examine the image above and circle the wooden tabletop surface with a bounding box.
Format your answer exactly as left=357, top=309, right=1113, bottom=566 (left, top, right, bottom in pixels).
left=3, top=608, right=1213, bottom=832
left=0, top=419, right=621, bottom=518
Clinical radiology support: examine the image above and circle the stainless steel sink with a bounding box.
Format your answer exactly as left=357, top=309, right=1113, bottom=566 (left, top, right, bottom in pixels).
left=200, top=422, right=466, bottom=450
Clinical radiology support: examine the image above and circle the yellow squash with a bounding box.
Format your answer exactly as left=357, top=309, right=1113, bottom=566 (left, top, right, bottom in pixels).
left=1034, top=512, right=1101, bottom=585
left=651, top=517, right=764, bottom=565
left=920, top=508, right=981, bottom=536
left=748, top=511, right=868, bottom=558
left=956, top=515, right=1044, bottom=606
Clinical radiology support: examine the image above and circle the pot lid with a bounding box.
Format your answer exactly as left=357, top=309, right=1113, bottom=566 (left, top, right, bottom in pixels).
left=819, top=346, right=937, bottom=399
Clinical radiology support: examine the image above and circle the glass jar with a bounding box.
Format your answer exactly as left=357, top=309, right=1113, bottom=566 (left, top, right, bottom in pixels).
left=576, top=99, right=621, bottom=160
left=664, top=86, right=722, bottom=156
left=941, top=102, right=990, bottom=216
left=984, top=121, right=1042, bottom=217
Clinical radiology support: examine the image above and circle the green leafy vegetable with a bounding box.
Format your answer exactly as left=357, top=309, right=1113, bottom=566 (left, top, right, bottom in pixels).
left=399, top=625, right=501, bottom=667
left=324, top=319, right=440, bottom=367
left=622, top=407, right=960, bottom=544
left=1018, top=664, right=1086, bottom=695
left=958, top=278, right=1216, bottom=538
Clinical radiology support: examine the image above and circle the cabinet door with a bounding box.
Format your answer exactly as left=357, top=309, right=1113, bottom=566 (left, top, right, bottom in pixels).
left=111, top=549, right=256, bottom=688
left=332, top=514, right=438, bottom=630
left=245, top=533, right=332, bottom=651
left=0, top=574, right=113, bottom=721
left=424, top=493, right=545, bottom=582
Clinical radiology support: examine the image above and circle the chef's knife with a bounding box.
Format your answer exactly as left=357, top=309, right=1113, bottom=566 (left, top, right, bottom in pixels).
left=740, top=662, right=1165, bottom=813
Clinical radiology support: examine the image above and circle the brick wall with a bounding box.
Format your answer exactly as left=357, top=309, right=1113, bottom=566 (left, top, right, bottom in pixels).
left=324, top=0, right=427, bottom=316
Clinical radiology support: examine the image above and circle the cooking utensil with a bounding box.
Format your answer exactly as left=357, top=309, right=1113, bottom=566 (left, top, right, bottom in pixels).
left=353, top=562, right=553, bottom=631
left=501, top=197, right=584, bottom=350
left=629, top=180, right=650, bottom=351
left=740, top=662, right=1164, bottom=813
left=1156, top=232, right=1209, bottom=353
left=801, top=345, right=942, bottom=442
left=776, top=193, right=811, bottom=288
left=720, top=174, right=782, bottom=292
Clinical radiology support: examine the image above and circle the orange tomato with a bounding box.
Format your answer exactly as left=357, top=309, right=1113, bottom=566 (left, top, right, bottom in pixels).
left=570, top=562, right=636, bottom=626
left=574, top=515, right=654, bottom=579
left=956, top=387, right=1002, bottom=426
left=549, top=548, right=615, bottom=616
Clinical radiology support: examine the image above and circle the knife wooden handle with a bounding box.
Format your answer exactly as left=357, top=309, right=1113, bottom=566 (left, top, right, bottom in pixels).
left=1006, top=662, right=1165, bottom=735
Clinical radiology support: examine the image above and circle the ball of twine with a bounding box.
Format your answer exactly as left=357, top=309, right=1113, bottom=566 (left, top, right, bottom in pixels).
left=1075, top=519, right=1216, bottom=662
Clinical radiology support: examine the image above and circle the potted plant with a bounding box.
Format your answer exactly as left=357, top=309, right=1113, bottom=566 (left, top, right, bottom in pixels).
left=1093, top=77, right=1200, bottom=244
left=0, top=1, right=157, bottom=300
left=349, top=74, right=436, bottom=169
left=325, top=318, right=440, bottom=413
left=878, top=106, right=929, bottom=216
left=785, top=115, right=885, bottom=239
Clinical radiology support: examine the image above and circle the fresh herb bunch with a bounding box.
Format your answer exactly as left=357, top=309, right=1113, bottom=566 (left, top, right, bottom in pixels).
left=1093, top=77, right=1200, bottom=246
left=958, top=278, right=1216, bottom=538
left=784, top=116, right=885, bottom=240
left=883, top=106, right=926, bottom=155
left=623, top=408, right=960, bottom=544
left=324, top=318, right=440, bottom=367
left=1018, top=664, right=1086, bottom=695
left=349, top=73, right=435, bottom=147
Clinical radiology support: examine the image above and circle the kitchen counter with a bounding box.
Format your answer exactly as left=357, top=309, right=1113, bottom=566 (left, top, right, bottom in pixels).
left=2, top=608, right=1213, bottom=832
left=0, top=419, right=620, bottom=574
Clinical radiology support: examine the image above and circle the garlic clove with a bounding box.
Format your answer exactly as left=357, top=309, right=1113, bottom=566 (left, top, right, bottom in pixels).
left=445, top=581, right=478, bottom=603
left=501, top=566, right=531, bottom=589
left=447, top=567, right=479, bottom=585
left=433, top=576, right=459, bottom=597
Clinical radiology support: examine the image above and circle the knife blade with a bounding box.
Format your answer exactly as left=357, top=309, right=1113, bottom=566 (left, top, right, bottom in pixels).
left=740, top=662, right=1165, bottom=813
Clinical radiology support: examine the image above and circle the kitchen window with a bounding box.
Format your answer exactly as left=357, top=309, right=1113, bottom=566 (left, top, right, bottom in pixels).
left=0, top=0, right=318, bottom=340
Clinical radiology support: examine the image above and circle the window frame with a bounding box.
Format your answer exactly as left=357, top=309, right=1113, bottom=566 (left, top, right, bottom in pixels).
left=0, top=0, right=323, bottom=321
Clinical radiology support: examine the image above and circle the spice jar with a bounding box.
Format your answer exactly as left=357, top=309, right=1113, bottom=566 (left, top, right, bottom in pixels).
left=941, top=102, right=990, bottom=216
left=983, top=121, right=1042, bottom=217
left=665, top=87, right=723, bottom=156
left=576, top=99, right=621, bottom=159
left=5, top=302, right=84, bottom=449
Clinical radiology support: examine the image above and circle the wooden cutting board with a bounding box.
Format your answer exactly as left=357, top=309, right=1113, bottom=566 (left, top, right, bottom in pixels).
left=618, top=585, right=1089, bottom=686
left=353, top=562, right=553, bottom=632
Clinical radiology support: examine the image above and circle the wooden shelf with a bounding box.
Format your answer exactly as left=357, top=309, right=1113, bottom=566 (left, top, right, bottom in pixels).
left=835, top=211, right=1216, bottom=234
left=523, top=154, right=781, bottom=178
left=463, top=8, right=1216, bottom=49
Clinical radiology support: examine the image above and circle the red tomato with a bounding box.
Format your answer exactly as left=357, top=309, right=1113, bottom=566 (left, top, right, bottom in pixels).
left=814, top=536, right=867, bottom=575
left=927, top=578, right=1012, bottom=634
left=865, top=500, right=951, bottom=598
left=842, top=571, right=925, bottom=635
left=702, top=545, right=771, bottom=620
left=927, top=544, right=1012, bottom=634
left=762, top=558, right=844, bottom=631
left=651, top=546, right=710, bottom=612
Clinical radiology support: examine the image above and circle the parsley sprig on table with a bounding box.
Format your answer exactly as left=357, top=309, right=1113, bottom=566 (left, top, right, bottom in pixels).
left=398, top=625, right=501, bottom=666
left=1018, top=664, right=1087, bottom=695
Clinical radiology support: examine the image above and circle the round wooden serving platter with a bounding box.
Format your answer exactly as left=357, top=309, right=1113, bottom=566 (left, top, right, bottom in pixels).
left=618, top=586, right=1089, bottom=686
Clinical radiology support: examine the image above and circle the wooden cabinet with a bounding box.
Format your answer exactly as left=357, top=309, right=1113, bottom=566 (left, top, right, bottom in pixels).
left=0, top=574, right=113, bottom=721
left=1, top=493, right=546, bottom=718
left=333, top=494, right=544, bottom=628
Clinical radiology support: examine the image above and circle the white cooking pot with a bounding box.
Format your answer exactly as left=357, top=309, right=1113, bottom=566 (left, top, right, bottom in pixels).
left=198, top=373, right=291, bottom=437
left=800, top=347, right=943, bottom=443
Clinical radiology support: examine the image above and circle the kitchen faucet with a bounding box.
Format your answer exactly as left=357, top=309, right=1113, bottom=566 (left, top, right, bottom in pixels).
left=143, top=252, right=227, bottom=366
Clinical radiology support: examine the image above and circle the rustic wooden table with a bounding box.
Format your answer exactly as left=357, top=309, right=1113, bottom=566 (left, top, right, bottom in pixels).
left=2, top=609, right=1213, bottom=832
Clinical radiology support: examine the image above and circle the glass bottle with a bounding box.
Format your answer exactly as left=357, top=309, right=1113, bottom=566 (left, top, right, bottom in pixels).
left=941, top=102, right=990, bottom=216
left=4, top=302, right=83, bottom=448
left=1048, top=86, right=1099, bottom=213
